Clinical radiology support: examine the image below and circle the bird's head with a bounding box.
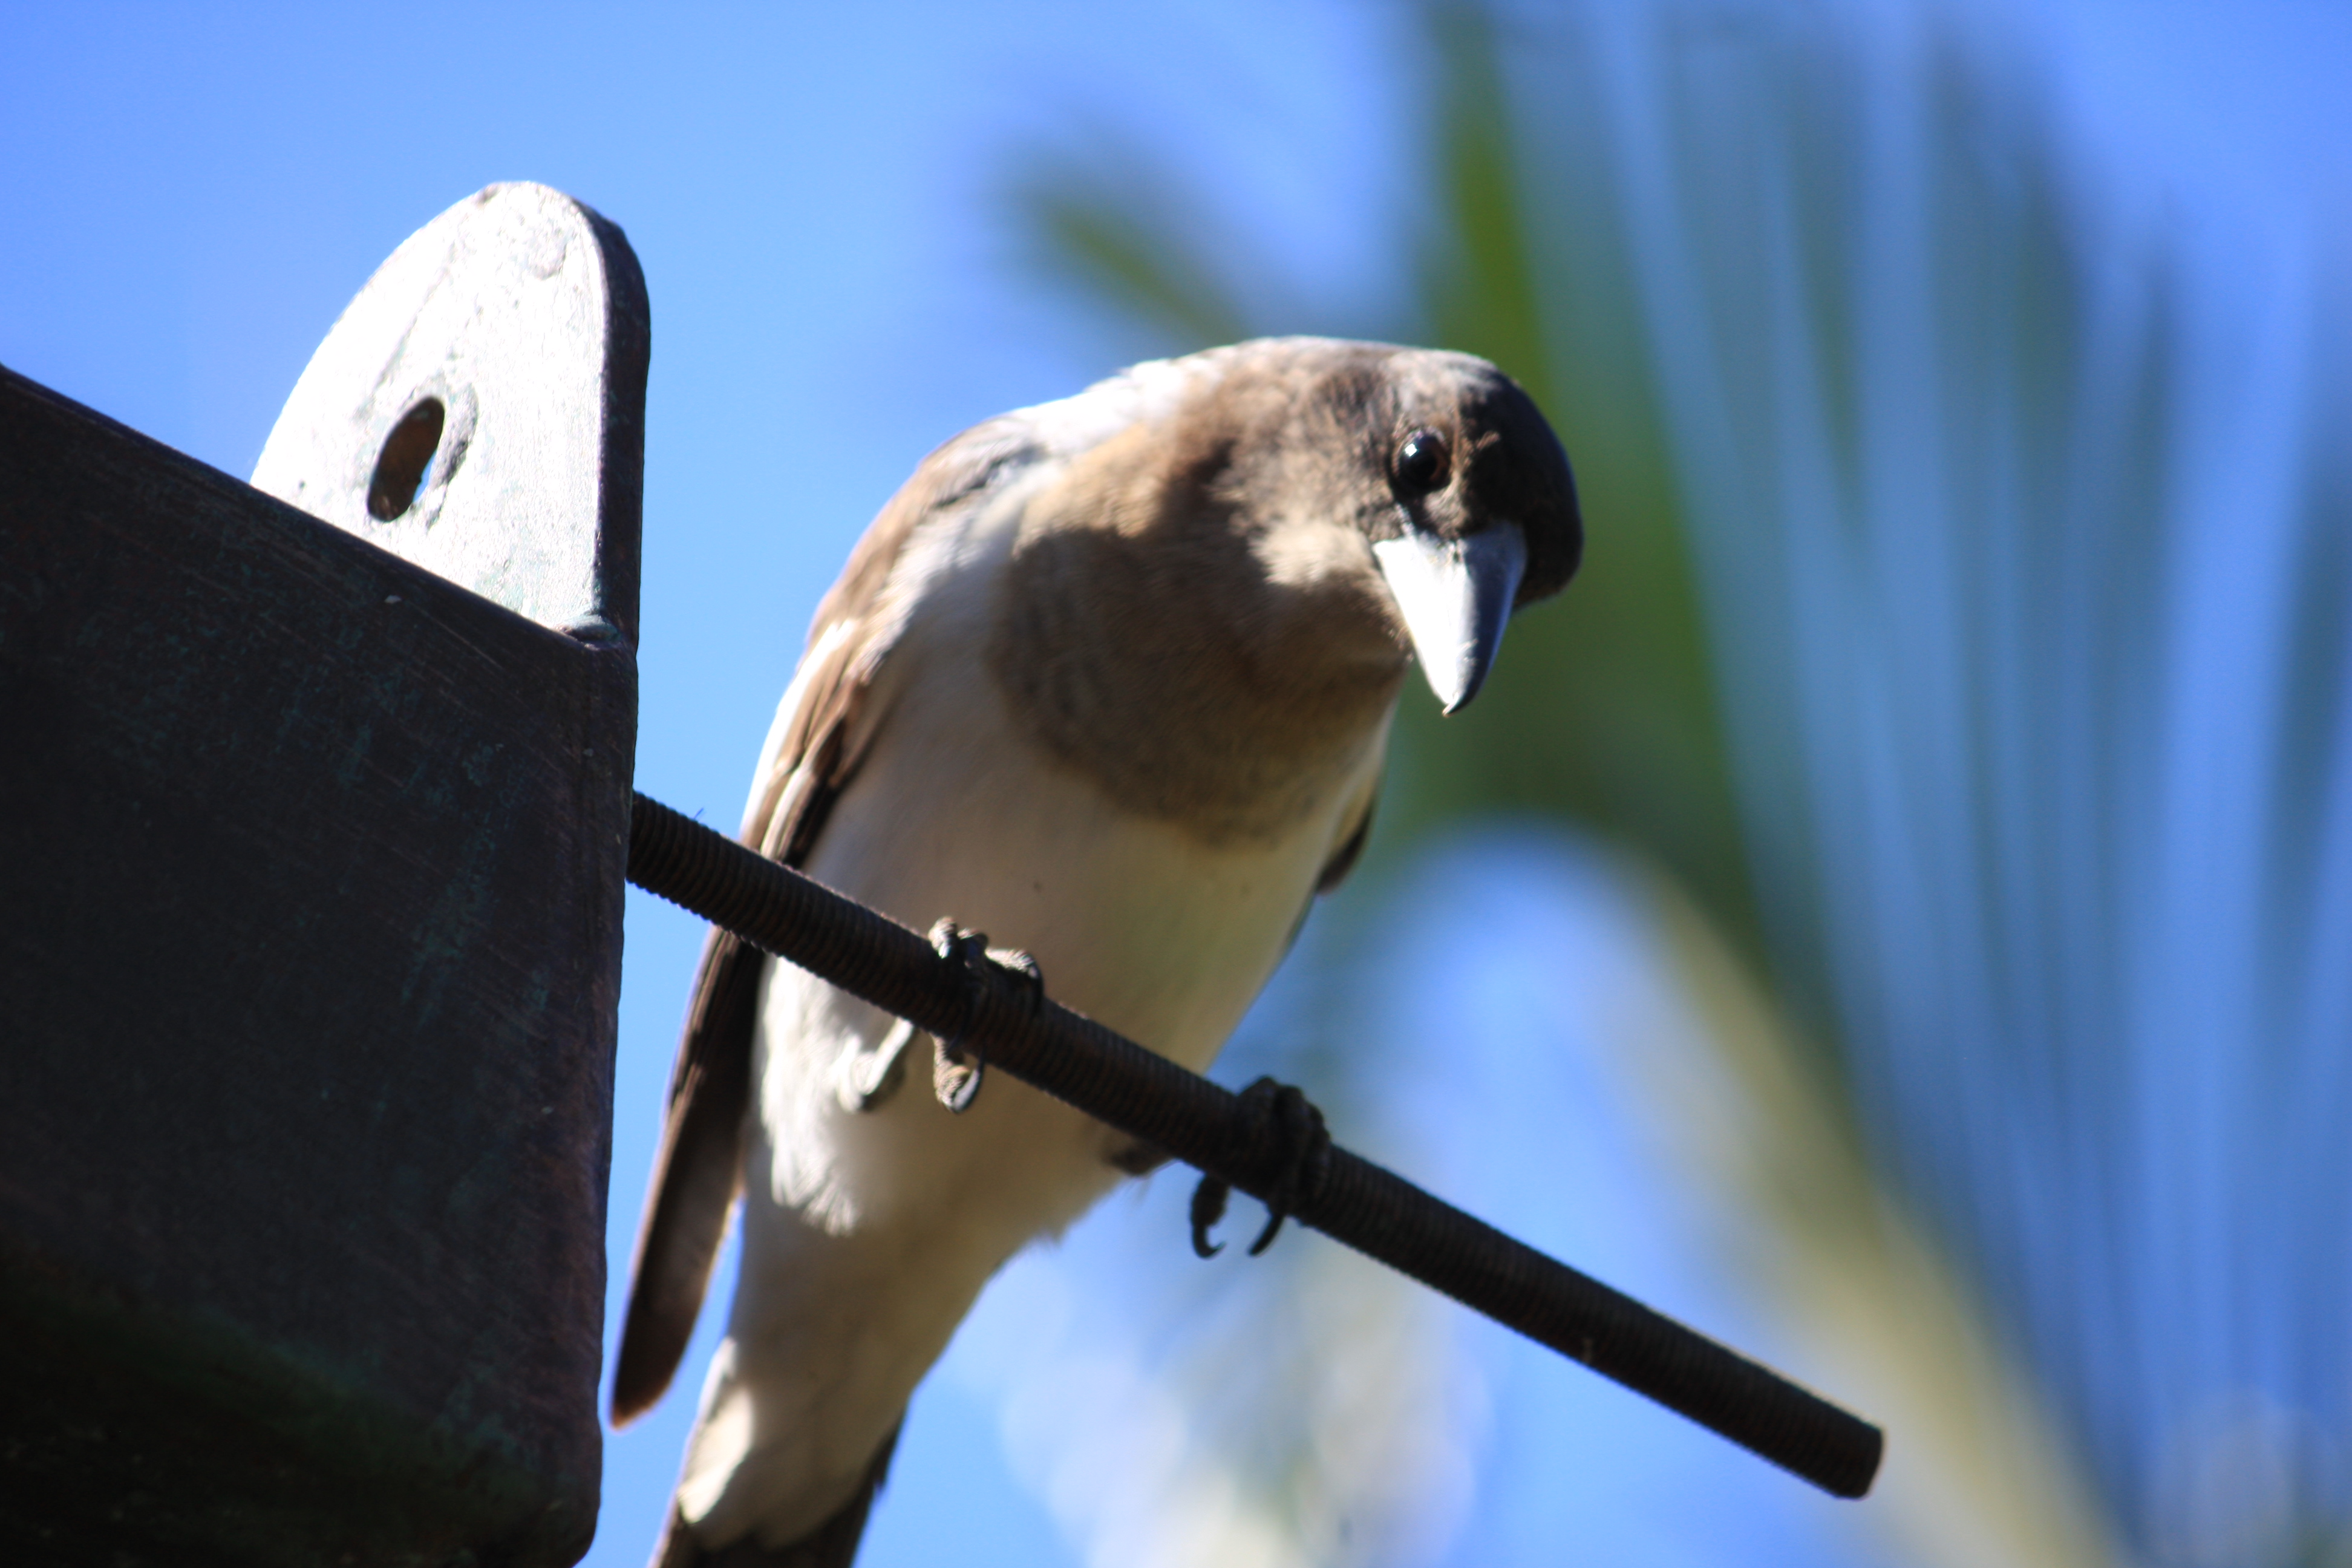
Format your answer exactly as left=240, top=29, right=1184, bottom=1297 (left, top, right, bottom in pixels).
left=986, top=338, right=1581, bottom=840
left=1354, top=345, right=1581, bottom=711
left=1134, top=338, right=1581, bottom=714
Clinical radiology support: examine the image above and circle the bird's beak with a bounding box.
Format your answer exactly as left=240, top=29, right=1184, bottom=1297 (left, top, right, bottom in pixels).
left=1372, top=524, right=1527, bottom=714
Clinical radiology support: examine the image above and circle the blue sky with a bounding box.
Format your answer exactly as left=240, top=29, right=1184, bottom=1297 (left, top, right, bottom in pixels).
left=8, top=4, right=2349, bottom=1565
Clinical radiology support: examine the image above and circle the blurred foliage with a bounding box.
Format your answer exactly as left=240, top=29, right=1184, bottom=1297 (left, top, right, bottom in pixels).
left=995, top=4, right=2207, bottom=1564
left=1011, top=138, right=1256, bottom=354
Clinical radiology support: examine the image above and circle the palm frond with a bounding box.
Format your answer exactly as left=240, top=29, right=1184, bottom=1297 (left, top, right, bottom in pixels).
left=984, top=0, right=2352, bottom=1562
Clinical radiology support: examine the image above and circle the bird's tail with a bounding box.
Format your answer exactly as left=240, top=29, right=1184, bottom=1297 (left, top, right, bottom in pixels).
left=648, top=1422, right=903, bottom=1568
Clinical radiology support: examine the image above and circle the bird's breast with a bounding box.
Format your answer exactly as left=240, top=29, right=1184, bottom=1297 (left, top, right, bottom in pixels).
left=759, top=554, right=1392, bottom=1239
left=987, top=500, right=1406, bottom=847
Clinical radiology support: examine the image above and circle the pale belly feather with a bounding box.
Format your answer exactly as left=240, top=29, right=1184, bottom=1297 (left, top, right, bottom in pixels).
left=678, top=618, right=1387, bottom=1547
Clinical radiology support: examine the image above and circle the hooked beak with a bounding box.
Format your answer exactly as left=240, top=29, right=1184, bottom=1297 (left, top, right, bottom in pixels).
left=1371, top=524, right=1528, bottom=714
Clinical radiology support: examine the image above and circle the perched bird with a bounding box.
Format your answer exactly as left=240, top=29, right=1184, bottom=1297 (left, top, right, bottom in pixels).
left=615, top=338, right=1581, bottom=1567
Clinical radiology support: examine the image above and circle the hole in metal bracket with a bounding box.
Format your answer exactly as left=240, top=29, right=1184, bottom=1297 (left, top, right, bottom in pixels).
left=367, top=399, right=445, bottom=520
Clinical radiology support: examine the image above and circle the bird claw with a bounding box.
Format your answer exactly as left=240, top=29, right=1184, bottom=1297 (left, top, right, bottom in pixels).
left=931, top=1045, right=985, bottom=1114
left=1189, top=1170, right=1232, bottom=1258
left=1190, top=1076, right=1331, bottom=1259
left=927, top=920, right=1044, bottom=1114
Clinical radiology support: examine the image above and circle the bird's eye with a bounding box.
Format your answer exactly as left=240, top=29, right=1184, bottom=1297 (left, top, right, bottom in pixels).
left=1393, top=427, right=1451, bottom=495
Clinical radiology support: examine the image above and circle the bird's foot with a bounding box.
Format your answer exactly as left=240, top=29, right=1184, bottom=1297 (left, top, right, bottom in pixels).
left=1191, top=1076, right=1331, bottom=1258
left=927, top=919, right=1044, bottom=1114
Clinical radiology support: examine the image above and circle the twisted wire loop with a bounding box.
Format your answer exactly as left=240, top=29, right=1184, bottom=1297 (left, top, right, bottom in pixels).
left=1191, top=1077, right=1332, bottom=1258
left=625, top=791, right=1888, bottom=1501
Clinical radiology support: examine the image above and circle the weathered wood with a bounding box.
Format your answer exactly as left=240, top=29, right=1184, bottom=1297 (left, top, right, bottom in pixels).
left=0, top=185, right=646, bottom=1567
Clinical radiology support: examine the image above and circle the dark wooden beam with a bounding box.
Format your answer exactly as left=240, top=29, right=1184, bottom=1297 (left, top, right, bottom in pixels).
left=0, top=185, right=645, bottom=1568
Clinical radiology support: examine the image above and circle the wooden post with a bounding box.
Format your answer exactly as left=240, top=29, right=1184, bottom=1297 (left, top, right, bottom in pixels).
left=0, top=185, right=647, bottom=1568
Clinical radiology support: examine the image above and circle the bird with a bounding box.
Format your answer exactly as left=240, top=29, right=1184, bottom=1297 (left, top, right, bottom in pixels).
left=613, top=336, right=1581, bottom=1567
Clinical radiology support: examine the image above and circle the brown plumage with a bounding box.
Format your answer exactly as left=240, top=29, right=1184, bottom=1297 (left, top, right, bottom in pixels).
left=615, top=339, right=1579, bottom=1567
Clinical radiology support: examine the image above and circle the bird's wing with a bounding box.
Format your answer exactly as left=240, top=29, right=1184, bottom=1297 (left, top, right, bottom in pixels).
left=1313, top=786, right=1379, bottom=895
left=610, top=421, right=1036, bottom=1425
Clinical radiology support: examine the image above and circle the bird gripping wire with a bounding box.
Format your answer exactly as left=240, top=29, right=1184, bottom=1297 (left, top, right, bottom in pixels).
left=623, top=789, right=1885, bottom=1500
